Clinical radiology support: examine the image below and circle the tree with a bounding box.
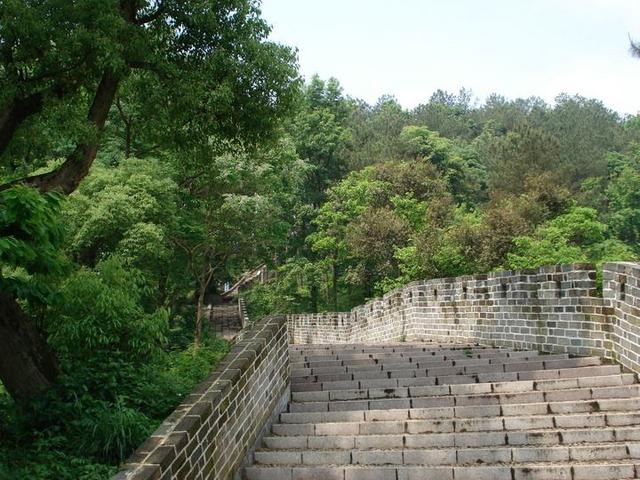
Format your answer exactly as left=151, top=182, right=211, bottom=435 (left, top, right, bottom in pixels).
left=345, top=207, right=409, bottom=296
left=347, top=96, right=408, bottom=169
left=630, top=37, right=640, bottom=58
left=292, top=76, right=352, bottom=206
left=411, top=88, right=479, bottom=140
left=504, top=206, right=634, bottom=269
left=1, top=0, right=299, bottom=193
left=172, top=139, right=306, bottom=346
left=606, top=164, right=640, bottom=248
left=478, top=123, right=562, bottom=195
left=0, top=186, right=63, bottom=399
left=0, top=0, right=300, bottom=401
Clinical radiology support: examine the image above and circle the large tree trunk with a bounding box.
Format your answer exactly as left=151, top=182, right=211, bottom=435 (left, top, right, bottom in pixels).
left=20, top=72, right=121, bottom=194
left=194, top=287, right=206, bottom=349
left=0, top=289, right=59, bottom=400
left=331, top=257, right=338, bottom=311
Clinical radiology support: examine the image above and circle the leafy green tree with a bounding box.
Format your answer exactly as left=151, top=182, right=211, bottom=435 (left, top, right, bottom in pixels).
left=412, top=88, right=479, bottom=140
left=606, top=164, right=640, bottom=248
left=399, top=125, right=487, bottom=203
left=0, top=186, right=63, bottom=399
left=478, top=123, right=562, bottom=195
left=292, top=76, right=353, bottom=206
left=0, top=0, right=300, bottom=401
left=345, top=207, right=410, bottom=296
left=505, top=206, right=634, bottom=269
left=64, top=158, right=178, bottom=271
left=347, top=96, right=408, bottom=169
left=544, top=94, right=622, bottom=187
left=48, top=258, right=168, bottom=364
left=1, top=0, right=300, bottom=193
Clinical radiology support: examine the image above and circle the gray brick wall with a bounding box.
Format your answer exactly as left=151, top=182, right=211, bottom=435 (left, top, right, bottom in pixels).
left=604, top=262, right=640, bottom=371
left=288, top=263, right=624, bottom=358
left=112, top=315, right=290, bottom=480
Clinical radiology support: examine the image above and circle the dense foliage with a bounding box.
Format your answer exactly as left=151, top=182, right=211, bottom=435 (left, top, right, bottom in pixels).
left=0, top=1, right=639, bottom=478
left=246, top=86, right=640, bottom=318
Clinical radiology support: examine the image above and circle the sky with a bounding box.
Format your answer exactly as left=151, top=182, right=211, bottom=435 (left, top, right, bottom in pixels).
left=260, top=0, right=640, bottom=115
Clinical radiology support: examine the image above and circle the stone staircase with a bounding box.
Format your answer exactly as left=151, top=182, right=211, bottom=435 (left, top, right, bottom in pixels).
left=244, top=343, right=640, bottom=480
left=208, top=300, right=242, bottom=340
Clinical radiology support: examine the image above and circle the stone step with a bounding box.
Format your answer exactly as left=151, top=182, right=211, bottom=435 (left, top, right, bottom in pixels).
left=254, top=441, right=640, bottom=465
left=279, top=396, right=640, bottom=424
left=287, top=383, right=640, bottom=413
left=289, top=342, right=478, bottom=350
left=272, top=411, right=640, bottom=437
left=291, top=373, right=637, bottom=402
left=290, top=349, right=527, bottom=362
left=290, top=349, right=545, bottom=366
left=291, top=357, right=603, bottom=383
left=266, top=419, right=640, bottom=448
left=249, top=345, right=640, bottom=480
left=244, top=461, right=640, bottom=480
left=291, top=354, right=571, bottom=377
left=291, top=364, right=623, bottom=392
left=289, top=343, right=485, bottom=354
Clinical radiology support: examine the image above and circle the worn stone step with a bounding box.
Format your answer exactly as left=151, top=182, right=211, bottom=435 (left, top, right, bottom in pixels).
left=292, top=357, right=605, bottom=384
left=291, top=373, right=637, bottom=402
left=271, top=414, right=640, bottom=438
left=291, top=354, right=572, bottom=377
left=290, top=349, right=544, bottom=367
left=254, top=442, right=640, bottom=465
left=263, top=422, right=640, bottom=450
left=279, top=396, right=640, bottom=424
left=291, top=364, right=622, bottom=392
left=289, top=342, right=477, bottom=350
left=287, top=383, right=640, bottom=413
left=244, top=461, right=640, bottom=480
left=290, top=350, right=526, bottom=364
left=289, top=344, right=489, bottom=354
left=249, top=345, right=640, bottom=480
left=290, top=346, right=534, bottom=359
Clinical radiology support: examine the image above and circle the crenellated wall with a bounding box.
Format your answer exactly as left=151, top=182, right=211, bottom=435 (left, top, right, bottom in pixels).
left=288, top=263, right=632, bottom=359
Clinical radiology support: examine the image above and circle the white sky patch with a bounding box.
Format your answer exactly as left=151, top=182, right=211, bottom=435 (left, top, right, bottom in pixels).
left=262, top=0, right=640, bottom=115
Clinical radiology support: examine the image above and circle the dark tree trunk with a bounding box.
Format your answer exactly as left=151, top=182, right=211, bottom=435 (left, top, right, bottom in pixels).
left=0, top=289, right=59, bottom=400
left=194, top=287, right=206, bottom=349
left=20, top=72, right=121, bottom=194
left=0, top=93, right=45, bottom=156
left=331, top=257, right=338, bottom=311
left=310, top=280, right=319, bottom=313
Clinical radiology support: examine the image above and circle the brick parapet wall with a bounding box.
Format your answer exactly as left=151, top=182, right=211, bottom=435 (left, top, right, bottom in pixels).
left=288, top=263, right=618, bottom=358
left=604, top=262, right=640, bottom=371
left=113, top=315, right=290, bottom=480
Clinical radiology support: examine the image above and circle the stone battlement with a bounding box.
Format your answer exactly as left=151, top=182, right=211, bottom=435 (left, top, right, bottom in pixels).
left=288, top=263, right=640, bottom=371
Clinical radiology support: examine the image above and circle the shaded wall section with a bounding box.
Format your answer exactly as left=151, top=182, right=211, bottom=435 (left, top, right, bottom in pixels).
left=113, top=315, right=289, bottom=480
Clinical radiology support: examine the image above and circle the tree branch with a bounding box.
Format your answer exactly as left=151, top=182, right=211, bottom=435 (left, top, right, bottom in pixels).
left=135, top=2, right=166, bottom=25
left=631, top=35, right=640, bottom=58
left=1, top=71, right=121, bottom=194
